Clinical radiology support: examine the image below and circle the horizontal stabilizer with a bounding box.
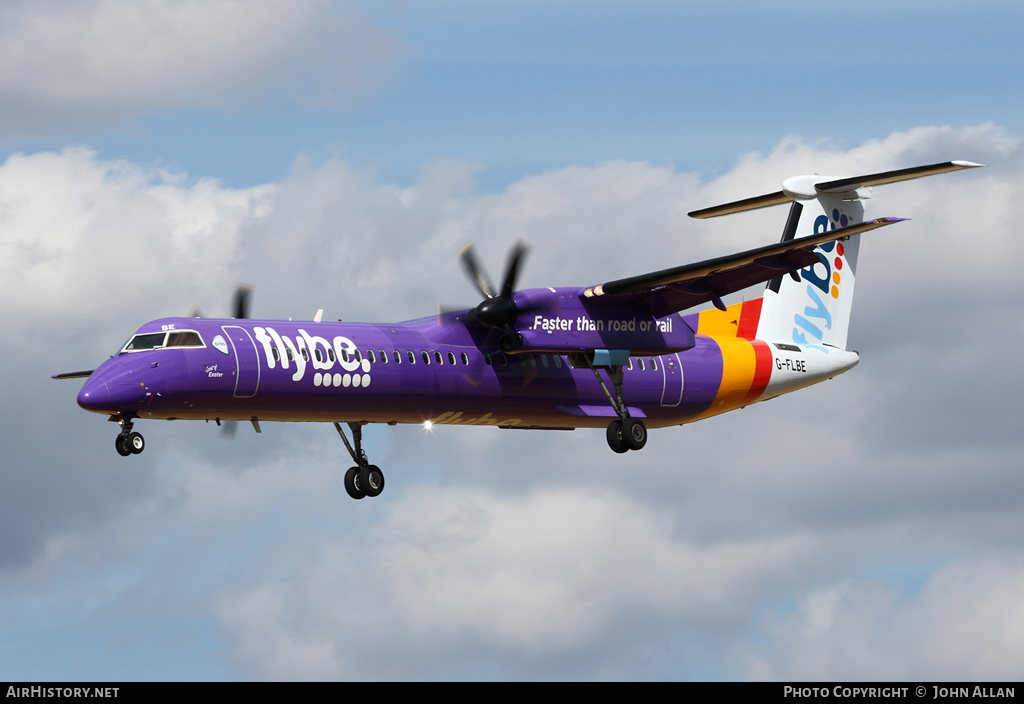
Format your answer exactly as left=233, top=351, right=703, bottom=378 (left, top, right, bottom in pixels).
left=813, top=160, right=984, bottom=193
left=687, top=190, right=790, bottom=219
left=587, top=217, right=906, bottom=318
left=689, top=160, right=983, bottom=219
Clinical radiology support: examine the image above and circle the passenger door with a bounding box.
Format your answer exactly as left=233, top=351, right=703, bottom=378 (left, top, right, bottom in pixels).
left=222, top=325, right=260, bottom=398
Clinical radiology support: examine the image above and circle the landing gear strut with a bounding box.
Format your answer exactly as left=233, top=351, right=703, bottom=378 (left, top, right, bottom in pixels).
left=112, top=415, right=145, bottom=456
left=334, top=422, right=385, bottom=500
left=588, top=362, right=647, bottom=454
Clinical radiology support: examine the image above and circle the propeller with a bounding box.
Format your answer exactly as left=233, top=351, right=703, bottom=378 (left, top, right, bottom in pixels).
left=184, top=284, right=254, bottom=441
left=232, top=284, right=253, bottom=319
left=459, top=240, right=531, bottom=351
left=187, top=283, right=253, bottom=320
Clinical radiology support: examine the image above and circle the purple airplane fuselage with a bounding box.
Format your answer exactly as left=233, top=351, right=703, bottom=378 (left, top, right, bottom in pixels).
left=77, top=286, right=739, bottom=430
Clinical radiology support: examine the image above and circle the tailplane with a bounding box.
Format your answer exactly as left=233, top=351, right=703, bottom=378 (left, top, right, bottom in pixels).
left=688, top=161, right=983, bottom=351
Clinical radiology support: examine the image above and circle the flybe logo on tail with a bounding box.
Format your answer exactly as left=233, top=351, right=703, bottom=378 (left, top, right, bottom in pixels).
left=792, top=209, right=850, bottom=352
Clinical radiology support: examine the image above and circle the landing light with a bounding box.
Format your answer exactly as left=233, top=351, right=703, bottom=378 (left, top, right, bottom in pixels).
left=423, top=420, right=434, bottom=432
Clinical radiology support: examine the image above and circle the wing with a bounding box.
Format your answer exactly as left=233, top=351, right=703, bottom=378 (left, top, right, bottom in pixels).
left=51, top=370, right=94, bottom=379
left=582, top=217, right=906, bottom=318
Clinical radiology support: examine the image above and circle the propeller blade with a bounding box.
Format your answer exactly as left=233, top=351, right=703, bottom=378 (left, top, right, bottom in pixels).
left=232, top=284, right=253, bottom=319
left=459, top=242, right=497, bottom=299
left=500, top=239, right=531, bottom=298
left=219, top=420, right=238, bottom=440
left=186, top=304, right=204, bottom=318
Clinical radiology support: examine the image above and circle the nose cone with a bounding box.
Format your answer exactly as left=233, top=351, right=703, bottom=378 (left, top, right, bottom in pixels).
left=77, top=374, right=109, bottom=412
left=77, top=360, right=141, bottom=413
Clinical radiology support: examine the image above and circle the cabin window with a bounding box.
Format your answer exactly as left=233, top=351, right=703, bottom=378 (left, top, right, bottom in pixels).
left=554, top=356, right=562, bottom=369
left=435, top=351, right=444, bottom=365
left=315, top=349, right=323, bottom=363
left=393, top=350, right=400, bottom=364
left=461, top=352, right=469, bottom=365
left=638, top=358, right=645, bottom=371
left=500, top=353, right=508, bottom=367
left=272, top=348, right=280, bottom=362
left=165, top=331, right=203, bottom=348
left=367, top=350, right=376, bottom=363
left=540, top=355, right=549, bottom=368
left=379, top=350, right=387, bottom=364
left=341, top=350, right=349, bottom=363
left=448, top=352, right=456, bottom=365
left=328, top=349, right=336, bottom=362
left=422, top=351, right=430, bottom=364
left=355, top=350, right=362, bottom=363
left=408, top=351, right=415, bottom=364
left=650, top=358, right=658, bottom=371
left=301, top=348, right=309, bottom=362
left=627, top=358, right=633, bottom=370
left=484, top=354, right=492, bottom=366
left=286, top=347, right=293, bottom=361
left=123, top=332, right=166, bottom=351
left=528, top=356, right=536, bottom=368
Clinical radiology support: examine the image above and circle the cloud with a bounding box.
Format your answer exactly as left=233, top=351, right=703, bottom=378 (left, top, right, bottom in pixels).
left=219, top=487, right=821, bottom=679
left=1, top=124, right=1022, bottom=679
left=0, top=146, right=270, bottom=568
left=0, top=0, right=402, bottom=135
left=745, top=556, right=1024, bottom=681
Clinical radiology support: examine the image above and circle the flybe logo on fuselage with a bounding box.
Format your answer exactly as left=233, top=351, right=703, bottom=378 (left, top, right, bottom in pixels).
left=792, top=209, right=850, bottom=353
left=252, top=327, right=372, bottom=388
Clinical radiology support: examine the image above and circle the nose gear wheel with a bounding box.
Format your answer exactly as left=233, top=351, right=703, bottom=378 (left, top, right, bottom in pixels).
left=112, top=415, right=145, bottom=457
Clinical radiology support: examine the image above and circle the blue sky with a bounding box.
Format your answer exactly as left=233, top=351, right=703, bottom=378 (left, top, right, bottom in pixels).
left=7, top=1, right=1024, bottom=190
left=1, top=0, right=1023, bottom=681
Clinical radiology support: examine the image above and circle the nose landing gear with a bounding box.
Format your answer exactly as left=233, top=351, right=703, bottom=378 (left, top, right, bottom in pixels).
left=112, top=415, right=145, bottom=456
left=334, top=422, right=385, bottom=500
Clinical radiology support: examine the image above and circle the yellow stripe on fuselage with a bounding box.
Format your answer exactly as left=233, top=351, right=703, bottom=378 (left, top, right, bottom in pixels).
left=697, top=335, right=758, bottom=419
left=695, top=302, right=744, bottom=339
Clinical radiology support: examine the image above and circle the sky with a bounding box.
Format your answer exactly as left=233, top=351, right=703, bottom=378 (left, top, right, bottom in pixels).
left=1, top=0, right=1023, bottom=681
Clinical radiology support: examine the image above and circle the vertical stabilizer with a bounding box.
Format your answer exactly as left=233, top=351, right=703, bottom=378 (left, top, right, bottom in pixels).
left=688, top=160, right=984, bottom=351
left=755, top=194, right=863, bottom=351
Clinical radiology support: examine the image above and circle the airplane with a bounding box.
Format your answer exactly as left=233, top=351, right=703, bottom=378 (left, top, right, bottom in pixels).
left=54, top=160, right=982, bottom=500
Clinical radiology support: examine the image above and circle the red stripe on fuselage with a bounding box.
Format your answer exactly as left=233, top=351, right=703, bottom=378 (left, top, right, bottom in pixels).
left=741, top=339, right=773, bottom=405
left=736, top=298, right=763, bottom=340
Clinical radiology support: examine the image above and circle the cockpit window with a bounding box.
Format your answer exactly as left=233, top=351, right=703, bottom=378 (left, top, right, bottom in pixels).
left=121, top=329, right=205, bottom=353
left=166, top=331, right=204, bottom=347
left=124, top=333, right=166, bottom=351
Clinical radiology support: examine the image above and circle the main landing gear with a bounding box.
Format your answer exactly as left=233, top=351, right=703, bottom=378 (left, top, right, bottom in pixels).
left=588, top=362, right=648, bottom=454
left=334, top=422, right=385, bottom=500
left=112, top=415, right=145, bottom=456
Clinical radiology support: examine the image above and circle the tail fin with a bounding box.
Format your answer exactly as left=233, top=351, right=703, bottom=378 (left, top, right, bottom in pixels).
left=688, top=161, right=984, bottom=351
left=755, top=194, right=862, bottom=351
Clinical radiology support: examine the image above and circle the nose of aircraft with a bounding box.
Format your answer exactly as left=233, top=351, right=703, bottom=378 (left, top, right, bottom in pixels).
left=77, top=373, right=109, bottom=411
left=77, top=360, right=141, bottom=413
